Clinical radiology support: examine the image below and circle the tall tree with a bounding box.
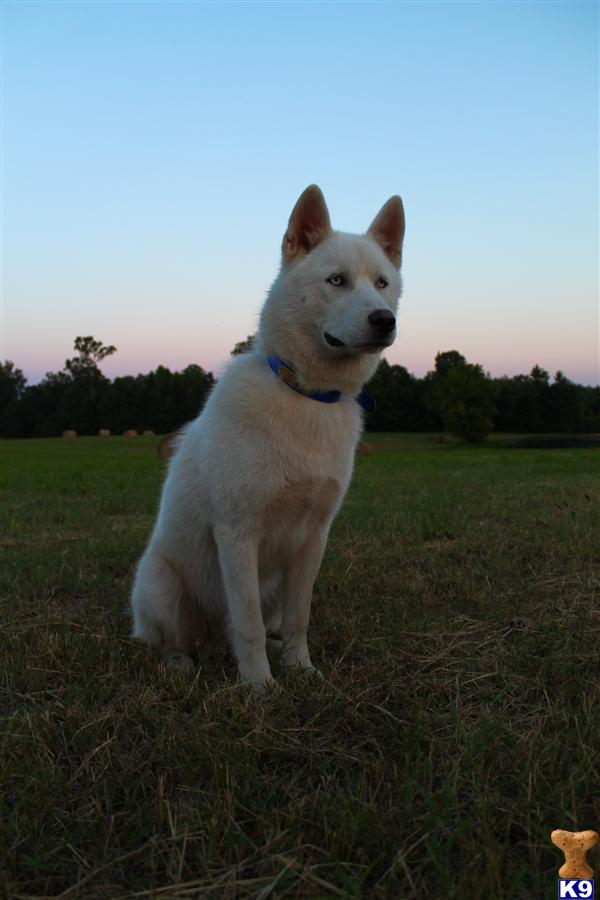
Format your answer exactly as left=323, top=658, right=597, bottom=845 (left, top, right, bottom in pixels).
left=0, top=361, right=27, bottom=413
left=434, top=350, right=467, bottom=379
left=59, top=337, right=117, bottom=434
left=64, top=336, right=117, bottom=378
left=431, top=361, right=497, bottom=442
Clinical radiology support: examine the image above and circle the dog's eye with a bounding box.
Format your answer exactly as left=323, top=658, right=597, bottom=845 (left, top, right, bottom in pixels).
left=376, top=277, right=389, bottom=290
left=327, top=274, right=344, bottom=287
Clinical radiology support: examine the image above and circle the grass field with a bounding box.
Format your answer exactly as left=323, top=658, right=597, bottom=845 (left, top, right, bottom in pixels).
left=1, top=434, right=599, bottom=899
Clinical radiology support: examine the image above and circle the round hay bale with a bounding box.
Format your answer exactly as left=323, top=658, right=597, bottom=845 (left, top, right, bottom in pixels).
left=433, top=434, right=445, bottom=444
left=123, top=430, right=138, bottom=439
left=98, top=428, right=111, bottom=437
left=142, top=429, right=155, bottom=437
left=356, top=441, right=374, bottom=456
left=158, top=432, right=178, bottom=461
left=62, top=430, right=77, bottom=438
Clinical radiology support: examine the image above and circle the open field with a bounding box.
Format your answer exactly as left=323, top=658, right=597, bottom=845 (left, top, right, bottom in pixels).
left=1, top=434, right=599, bottom=899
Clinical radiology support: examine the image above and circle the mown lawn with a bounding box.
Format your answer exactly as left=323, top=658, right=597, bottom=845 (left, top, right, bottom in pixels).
left=1, top=434, right=599, bottom=899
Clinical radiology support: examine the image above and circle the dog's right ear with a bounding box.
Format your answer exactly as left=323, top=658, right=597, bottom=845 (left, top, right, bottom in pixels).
left=282, top=185, right=332, bottom=264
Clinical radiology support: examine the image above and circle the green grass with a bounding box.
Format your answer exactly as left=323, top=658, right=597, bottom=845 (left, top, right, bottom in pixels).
left=1, top=434, right=599, bottom=899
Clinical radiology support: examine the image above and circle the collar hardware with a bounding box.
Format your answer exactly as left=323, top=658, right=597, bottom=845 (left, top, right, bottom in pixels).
left=267, top=356, right=375, bottom=413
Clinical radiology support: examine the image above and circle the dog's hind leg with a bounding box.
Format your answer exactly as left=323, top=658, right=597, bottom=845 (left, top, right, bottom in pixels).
left=131, top=550, right=197, bottom=673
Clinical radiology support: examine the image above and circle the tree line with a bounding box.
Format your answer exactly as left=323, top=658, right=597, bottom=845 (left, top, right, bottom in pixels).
left=1, top=337, right=598, bottom=441
left=367, top=352, right=600, bottom=439
left=0, top=338, right=216, bottom=439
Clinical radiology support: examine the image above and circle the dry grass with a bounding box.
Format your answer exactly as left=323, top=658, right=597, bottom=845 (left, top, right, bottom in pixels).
left=1, top=434, right=599, bottom=898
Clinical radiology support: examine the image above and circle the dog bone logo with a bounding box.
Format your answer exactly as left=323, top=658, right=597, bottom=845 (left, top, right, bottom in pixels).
left=551, top=829, right=598, bottom=879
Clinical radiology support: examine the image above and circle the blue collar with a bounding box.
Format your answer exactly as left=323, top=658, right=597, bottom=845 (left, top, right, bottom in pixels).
left=267, top=356, right=375, bottom=413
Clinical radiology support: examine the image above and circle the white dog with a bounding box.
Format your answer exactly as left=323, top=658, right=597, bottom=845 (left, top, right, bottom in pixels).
left=131, top=185, right=405, bottom=692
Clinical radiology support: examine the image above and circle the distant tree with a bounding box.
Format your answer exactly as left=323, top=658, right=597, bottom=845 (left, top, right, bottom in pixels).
left=64, top=336, right=117, bottom=378
left=420, top=350, right=469, bottom=430
left=0, top=361, right=27, bottom=413
left=0, top=370, right=71, bottom=437
left=431, top=362, right=496, bottom=442
left=57, top=337, right=117, bottom=434
left=528, top=364, right=552, bottom=430
left=366, top=359, right=435, bottom=431
left=547, top=370, right=581, bottom=432
left=177, top=364, right=216, bottom=423
left=231, top=335, right=255, bottom=356
left=577, top=385, right=600, bottom=432
left=494, top=375, right=532, bottom=432
left=434, top=350, right=467, bottom=379
left=106, top=363, right=216, bottom=434
left=530, top=364, right=550, bottom=385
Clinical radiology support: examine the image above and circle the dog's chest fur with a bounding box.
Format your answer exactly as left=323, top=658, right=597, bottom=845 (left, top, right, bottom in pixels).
left=192, top=353, right=361, bottom=577
left=258, top=475, right=341, bottom=577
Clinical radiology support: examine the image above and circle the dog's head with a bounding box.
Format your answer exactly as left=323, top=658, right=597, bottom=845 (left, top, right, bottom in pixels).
left=258, top=185, right=405, bottom=392
left=281, top=185, right=404, bottom=354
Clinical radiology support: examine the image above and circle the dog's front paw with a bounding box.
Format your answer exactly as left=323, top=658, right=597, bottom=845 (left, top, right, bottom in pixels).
left=242, top=675, right=279, bottom=701
left=281, top=661, right=324, bottom=681
left=160, top=650, right=196, bottom=675
left=306, top=666, right=324, bottom=680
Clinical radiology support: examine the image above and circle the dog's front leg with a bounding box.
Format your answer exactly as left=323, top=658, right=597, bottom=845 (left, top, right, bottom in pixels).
left=280, top=527, right=328, bottom=674
left=214, top=525, right=273, bottom=692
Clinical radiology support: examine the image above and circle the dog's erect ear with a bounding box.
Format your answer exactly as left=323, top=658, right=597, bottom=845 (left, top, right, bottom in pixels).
left=367, top=196, right=405, bottom=268
left=282, top=185, right=332, bottom=263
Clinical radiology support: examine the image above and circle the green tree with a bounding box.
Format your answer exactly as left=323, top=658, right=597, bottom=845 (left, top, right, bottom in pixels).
left=530, top=364, right=550, bottom=385
left=548, top=370, right=580, bottom=432
left=64, top=336, right=117, bottom=377
left=60, top=337, right=116, bottom=434
left=431, top=362, right=496, bottom=442
left=434, top=350, right=467, bottom=379
left=366, top=359, right=433, bottom=431
left=0, top=361, right=27, bottom=413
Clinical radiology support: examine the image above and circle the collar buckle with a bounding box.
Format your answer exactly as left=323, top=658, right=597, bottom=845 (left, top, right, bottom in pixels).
left=267, top=356, right=374, bottom=413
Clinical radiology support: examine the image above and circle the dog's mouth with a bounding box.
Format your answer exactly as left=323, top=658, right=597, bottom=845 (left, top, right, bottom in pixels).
left=355, top=342, right=392, bottom=353
left=324, top=332, right=346, bottom=348
left=324, top=331, right=391, bottom=353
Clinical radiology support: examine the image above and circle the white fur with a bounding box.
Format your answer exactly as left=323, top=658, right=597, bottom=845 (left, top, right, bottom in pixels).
left=131, top=185, right=405, bottom=691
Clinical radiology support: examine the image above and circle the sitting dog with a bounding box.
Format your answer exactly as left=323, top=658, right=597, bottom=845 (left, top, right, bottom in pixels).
left=131, top=185, right=405, bottom=692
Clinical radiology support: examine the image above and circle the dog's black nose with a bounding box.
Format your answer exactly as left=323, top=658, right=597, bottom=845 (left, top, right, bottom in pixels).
left=368, top=309, right=396, bottom=334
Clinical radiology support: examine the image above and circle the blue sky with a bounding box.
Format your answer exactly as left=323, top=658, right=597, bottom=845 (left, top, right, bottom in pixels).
left=2, top=0, right=598, bottom=385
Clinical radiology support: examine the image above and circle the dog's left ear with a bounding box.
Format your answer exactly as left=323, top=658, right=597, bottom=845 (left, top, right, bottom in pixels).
left=367, top=196, right=405, bottom=268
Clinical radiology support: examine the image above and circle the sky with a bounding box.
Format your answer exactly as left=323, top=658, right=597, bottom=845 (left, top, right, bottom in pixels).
left=2, top=0, right=598, bottom=386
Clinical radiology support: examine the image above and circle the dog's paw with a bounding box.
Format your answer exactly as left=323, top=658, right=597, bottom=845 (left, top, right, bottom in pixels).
left=240, top=675, right=279, bottom=702
left=281, top=662, right=324, bottom=681
left=307, top=666, right=324, bottom=680
left=160, top=650, right=196, bottom=675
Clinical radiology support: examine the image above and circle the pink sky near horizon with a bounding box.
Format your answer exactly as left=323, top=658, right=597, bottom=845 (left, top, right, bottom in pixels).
left=13, top=302, right=599, bottom=388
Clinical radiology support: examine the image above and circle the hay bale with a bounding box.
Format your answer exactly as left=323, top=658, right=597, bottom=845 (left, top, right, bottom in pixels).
left=433, top=434, right=445, bottom=444
left=356, top=441, right=374, bottom=456
left=62, top=430, right=77, bottom=438
left=123, top=430, right=138, bottom=439
left=158, top=432, right=178, bottom=461
left=98, top=428, right=111, bottom=437
left=142, top=429, right=154, bottom=437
